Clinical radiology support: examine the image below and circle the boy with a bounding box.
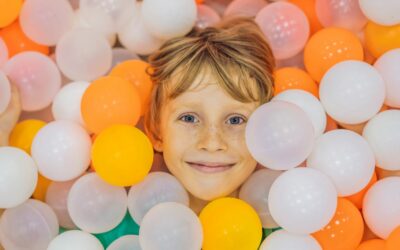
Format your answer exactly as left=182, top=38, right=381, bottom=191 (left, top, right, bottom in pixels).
left=143, top=17, right=275, bottom=214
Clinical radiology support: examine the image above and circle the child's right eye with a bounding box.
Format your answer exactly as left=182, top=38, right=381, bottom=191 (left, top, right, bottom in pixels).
left=178, top=114, right=199, bottom=123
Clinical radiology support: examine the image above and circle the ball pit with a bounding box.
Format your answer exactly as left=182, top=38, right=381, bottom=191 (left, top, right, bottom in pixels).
left=0, top=0, right=400, bottom=249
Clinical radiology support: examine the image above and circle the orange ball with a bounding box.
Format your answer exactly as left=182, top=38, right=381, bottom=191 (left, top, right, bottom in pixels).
left=345, top=171, right=377, bottom=209
left=109, top=60, right=154, bottom=116
left=0, top=21, right=49, bottom=57
left=274, top=67, right=319, bottom=98
left=364, top=21, right=400, bottom=59
left=356, top=239, right=385, bottom=250
left=81, top=76, right=141, bottom=134
left=313, top=198, right=364, bottom=250
left=0, top=0, right=22, bottom=28
left=195, top=0, right=204, bottom=4
left=325, top=115, right=338, bottom=132
left=304, top=27, right=364, bottom=82
left=288, top=0, right=323, bottom=35
left=386, top=226, right=400, bottom=250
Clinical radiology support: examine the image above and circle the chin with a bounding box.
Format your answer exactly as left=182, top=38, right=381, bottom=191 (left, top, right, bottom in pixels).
left=188, top=185, right=237, bottom=201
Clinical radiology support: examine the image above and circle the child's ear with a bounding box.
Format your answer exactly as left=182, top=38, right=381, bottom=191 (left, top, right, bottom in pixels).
left=147, top=132, right=163, bottom=153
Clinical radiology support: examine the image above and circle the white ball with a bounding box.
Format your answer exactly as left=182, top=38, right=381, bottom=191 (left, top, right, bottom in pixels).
left=31, top=120, right=92, bottom=181
left=52, top=81, right=90, bottom=127
left=239, top=169, right=282, bottom=228
left=20, top=0, right=75, bottom=45
left=0, top=147, right=38, bottom=208
left=142, top=0, right=197, bottom=40
left=359, top=0, right=400, bottom=26
left=374, top=48, right=400, bottom=108
left=363, top=110, right=400, bottom=170
left=107, top=235, right=141, bottom=250
left=260, top=230, right=321, bottom=250
left=68, top=173, right=127, bottom=234
left=48, top=230, right=104, bottom=250
left=56, top=28, right=112, bottom=81
left=307, top=129, right=376, bottom=196
left=273, top=89, right=327, bottom=138
left=363, top=177, right=400, bottom=239
left=139, top=202, right=203, bottom=250
left=320, top=60, right=385, bottom=124
left=268, top=167, right=337, bottom=234
left=128, top=172, right=189, bottom=225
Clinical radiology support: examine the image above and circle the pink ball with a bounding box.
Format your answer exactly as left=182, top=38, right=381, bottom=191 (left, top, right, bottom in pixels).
left=316, top=0, right=367, bottom=32
left=0, top=73, right=11, bottom=114
left=196, top=5, right=221, bottom=29
left=0, top=37, right=8, bottom=68
left=224, top=0, right=268, bottom=18
left=3, top=52, right=61, bottom=111
left=255, top=2, right=309, bottom=60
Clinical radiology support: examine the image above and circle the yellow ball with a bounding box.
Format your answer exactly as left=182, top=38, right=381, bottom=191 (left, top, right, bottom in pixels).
left=199, top=197, right=262, bottom=250
left=0, top=0, right=22, bottom=28
left=9, top=119, right=46, bottom=154
left=365, top=21, right=400, bottom=58
left=32, top=174, right=52, bottom=202
left=92, top=124, right=153, bottom=186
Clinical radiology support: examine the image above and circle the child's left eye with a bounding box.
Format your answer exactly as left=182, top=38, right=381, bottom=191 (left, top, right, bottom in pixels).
left=227, top=116, right=246, bottom=125
left=179, top=114, right=199, bottom=123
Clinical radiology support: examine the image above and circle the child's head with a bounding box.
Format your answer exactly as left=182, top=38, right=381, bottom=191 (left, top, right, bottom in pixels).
left=144, top=17, right=275, bottom=201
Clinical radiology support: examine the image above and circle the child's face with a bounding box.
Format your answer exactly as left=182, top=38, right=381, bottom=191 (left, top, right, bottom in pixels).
left=155, top=72, right=259, bottom=201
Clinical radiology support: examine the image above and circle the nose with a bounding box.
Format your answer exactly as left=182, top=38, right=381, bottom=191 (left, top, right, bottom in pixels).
left=197, top=125, right=228, bottom=152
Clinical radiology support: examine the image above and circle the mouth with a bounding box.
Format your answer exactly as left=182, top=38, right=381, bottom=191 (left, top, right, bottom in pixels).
left=186, top=161, right=236, bottom=174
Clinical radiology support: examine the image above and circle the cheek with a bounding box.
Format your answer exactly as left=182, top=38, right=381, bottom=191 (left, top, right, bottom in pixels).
left=163, top=126, right=198, bottom=159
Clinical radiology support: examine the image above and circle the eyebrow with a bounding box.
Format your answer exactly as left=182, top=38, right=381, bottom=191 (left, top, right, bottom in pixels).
left=170, top=101, right=254, bottom=115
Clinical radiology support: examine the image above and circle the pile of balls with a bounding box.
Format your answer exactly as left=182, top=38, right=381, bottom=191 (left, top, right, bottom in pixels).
left=0, top=0, right=399, bottom=249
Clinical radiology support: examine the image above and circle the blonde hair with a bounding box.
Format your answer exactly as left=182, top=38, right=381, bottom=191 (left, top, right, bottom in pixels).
left=144, top=16, right=275, bottom=145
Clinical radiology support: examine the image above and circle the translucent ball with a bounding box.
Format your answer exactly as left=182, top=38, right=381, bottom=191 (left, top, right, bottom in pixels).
left=48, top=230, right=104, bottom=250
left=52, top=81, right=90, bottom=128
left=0, top=37, right=8, bottom=68
left=31, top=120, right=92, bottom=181
left=110, top=48, right=139, bottom=69
left=359, top=0, right=400, bottom=26
left=0, top=147, right=38, bottom=208
left=20, top=0, right=75, bottom=45
left=107, top=235, right=141, bottom=250
left=260, top=230, right=321, bottom=250
left=0, top=199, right=59, bottom=250
left=139, top=202, right=203, bottom=250
left=3, top=51, right=62, bottom=111
left=196, top=4, right=220, bottom=29
left=68, top=173, right=128, bottom=233
left=127, top=172, right=189, bottom=225
left=224, top=0, right=267, bottom=18
left=0, top=72, right=11, bottom=114
left=56, top=28, right=112, bottom=81
left=45, top=179, right=77, bottom=229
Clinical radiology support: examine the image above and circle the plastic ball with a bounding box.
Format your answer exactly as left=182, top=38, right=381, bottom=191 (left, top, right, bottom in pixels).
left=81, top=76, right=141, bottom=134
left=273, top=89, right=326, bottom=138
left=141, top=0, right=197, bottom=40
left=0, top=199, right=59, bottom=250
left=52, top=81, right=90, bottom=127
left=107, top=235, right=141, bottom=250
left=304, top=27, right=364, bottom=82
left=255, top=2, right=309, bottom=60
left=9, top=119, right=46, bottom=154
left=67, top=173, right=127, bottom=234
left=268, top=167, right=337, bottom=234
left=260, top=230, right=321, bottom=250
left=359, top=0, right=400, bottom=26
left=319, top=60, right=385, bottom=124
left=364, top=22, right=400, bottom=59
left=109, top=60, right=154, bottom=115
left=48, top=230, right=104, bottom=250
left=374, top=48, right=400, bottom=108
left=0, top=0, right=22, bottom=28
left=245, top=101, right=315, bottom=170
left=127, top=172, right=189, bottom=225
left=31, top=120, right=92, bottom=181
left=46, top=179, right=77, bottom=229
left=91, top=125, right=153, bottom=186
left=196, top=4, right=221, bottom=29
left=110, top=48, right=139, bottom=69
left=224, top=0, right=267, bottom=18
left=307, top=130, right=375, bottom=196
left=140, top=202, right=203, bottom=250
left=20, top=0, right=75, bottom=45
left=386, top=226, right=400, bottom=250
left=0, top=147, right=38, bottom=208
left=363, top=110, right=400, bottom=171
left=356, top=239, right=386, bottom=250
left=199, top=197, right=262, bottom=250
left=0, top=37, right=8, bottom=67
left=3, top=51, right=62, bottom=111
left=0, top=72, right=11, bottom=114
left=315, top=0, right=367, bottom=32
left=288, top=0, right=323, bottom=35
left=238, top=169, right=282, bottom=229
left=345, top=172, right=377, bottom=210
left=274, top=67, right=319, bottom=98
left=56, top=28, right=112, bottom=81
left=363, top=177, right=400, bottom=239
left=32, top=174, right=51, bottom=202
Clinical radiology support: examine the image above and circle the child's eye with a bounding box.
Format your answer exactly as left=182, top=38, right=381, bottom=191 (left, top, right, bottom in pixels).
left=227, top=115, right=246, bottom=125
left=179, top=114, right=199, bottom=123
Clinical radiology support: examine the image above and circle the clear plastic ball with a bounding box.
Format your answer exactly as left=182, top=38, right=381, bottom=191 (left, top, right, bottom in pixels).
left=48, top=230, right=104, bottom=250
left=107, top=235, right=141, bottom=250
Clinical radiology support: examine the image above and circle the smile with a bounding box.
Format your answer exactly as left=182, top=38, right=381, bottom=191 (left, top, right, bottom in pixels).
left=186, top=161, right=236, bottom=173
